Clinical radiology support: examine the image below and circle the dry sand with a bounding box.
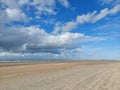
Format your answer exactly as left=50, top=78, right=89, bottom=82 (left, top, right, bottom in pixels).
left=0, top=60, right=120, bottom=90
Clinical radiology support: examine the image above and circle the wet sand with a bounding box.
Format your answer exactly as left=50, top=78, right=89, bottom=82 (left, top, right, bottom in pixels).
left=0, top=60, right=120, bottom=90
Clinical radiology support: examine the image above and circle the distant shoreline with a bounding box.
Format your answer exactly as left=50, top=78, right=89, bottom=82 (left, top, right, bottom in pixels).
left=0, top=60, right=120, bottom=67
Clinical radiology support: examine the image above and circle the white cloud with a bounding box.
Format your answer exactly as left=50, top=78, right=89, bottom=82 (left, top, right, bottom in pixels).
left=0, top=0, right=71, bottom=25
left=0, top=0, right=27, bottom=24
left=109, top=4, right=120, bottom=14
left=100, top=0, right=113, bottom=5
left=18, top=0, right=30, bottom=5
left=5, top=8, right=26, bottom=21
left=52, top=21, right=77, bottom=34
left=92, top=8, right=109, bottom=22
left=94, top=23, right=120, bottom=30
left=58, top=0, right=70, bottom=8
left=31, top=0, right=56, bottom=15
left=0, top=26, right=84, bottom=54
left=0, top=0, right=19, bottom=9
left=52, top=23, right=61, bottom=34
left=0, top=26, right=106, bottom=55
left=0, top=9, right=27, bottom=24
left=79, top=36, right=106, bottom=42
left=27, top=0, right=70, bottom=15
left=53, top=4, right=120, bottom=33
left=1, top=0, right=57, bottom=15
left=77, top=4, right=120, bottom=23
left=0, top=52, right=21, bottom=57
left=100, top=0, right=120, bottom=5
left=62, top=21, right=77, bottom=32
left=76, top=11, right=97, bottom=23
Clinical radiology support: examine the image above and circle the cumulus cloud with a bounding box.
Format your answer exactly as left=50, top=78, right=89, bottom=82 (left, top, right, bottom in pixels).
left=31, top=0, right=56, bottom=15
left=0, top=26, right=106, bottom=55
left=0, top=0, right=70, bottom=25
left=5, top=8, right=26, bottom=21
left=0, top=0, right=116, bottom=59
left=0, top=0, right=27, bottom=24
left=18, top=0, right=30, bottom=5
left=29, top=0, right=70, bottom=15
left=0, top=26, right=84, bottom=54
left=53, top=4, right=120, bottom=33
left=0, top=0, right=19, bottom=9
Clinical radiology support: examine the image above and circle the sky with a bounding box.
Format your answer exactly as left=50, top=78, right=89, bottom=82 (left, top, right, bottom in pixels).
left=0, top=0, right=120, bottom=60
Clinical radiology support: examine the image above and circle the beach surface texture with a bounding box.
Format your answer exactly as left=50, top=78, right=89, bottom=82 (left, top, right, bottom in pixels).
left=0, top=61, right=120, bottom=90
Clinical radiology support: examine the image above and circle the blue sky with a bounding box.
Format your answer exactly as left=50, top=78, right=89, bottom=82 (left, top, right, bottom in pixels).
left=0, top=0, right=120, bottom=60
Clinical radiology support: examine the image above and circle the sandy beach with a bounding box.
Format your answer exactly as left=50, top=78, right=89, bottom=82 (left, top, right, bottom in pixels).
left=0, top=60, right=120, bottom=90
